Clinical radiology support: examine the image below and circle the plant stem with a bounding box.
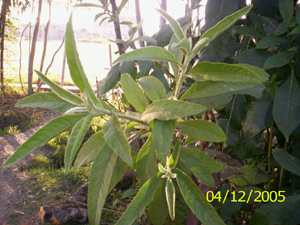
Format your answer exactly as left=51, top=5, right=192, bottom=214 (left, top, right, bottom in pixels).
left=110, top=0, right=125, bottom=54
left=174, top=71, right=185, bottom=98
left=279, top=140, right=288, bottom=188
left=93, top=106, right=146, bottom=124
left=267, top=127, right=273, bottom=173
left=174, top=58, right=188, bottom=99
left=115, top=111, right=146, bottom=124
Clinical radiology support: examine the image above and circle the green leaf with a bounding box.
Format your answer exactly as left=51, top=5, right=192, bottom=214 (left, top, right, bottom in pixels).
left=180, top=148, right=224, bottom=187
left=147, top=181, right=168, bottom=225
left=273, top=75, right=300, bottom=139
left=135, top=136, right=157, bottom=182
left=256, top=36, right=285, bottom=49
left=65, top=17, right=89, bottom=91
left=252, top=194, right=300, bottom=225
left=64, top=115, right=92, bottom=169
left=73, top=131, right=104, bottom=168
left=296, top=6, right=300, bottom=24
left=178, top=120, right=226, bottom=143
left=120, top=73, right=149, bottom=112
left=138, top=76, right=167, bottom=101
left=98, top=62, right=136, bottom=95
left=229, top=165, right=269, bottom=186
left=243, top=99, right=272, bottom=136
left=279, top=0, right=294, bottom=23
left=3, top=114, right=84, bottom=167
left=152, top=120, right=175, bottom=161
left=176, top=169, right=226, bottom=225
left=190, top=62, right=269, bottom=84
left=65, top=17, right=102, bottom=107
left=157, top=9, right=185, bottom=41
left=110, top=159, right=127, bottom=190
left=275, top=22, right=289, bottom=35
left=16, top=92, right=75, bottom=112
left=273, top=149, right=300, bottom=177
left=202, top=6, right=252, bottom=43
left=191, top=93, right=233, bottom=110
left=181, top=81, right=260, bottom=100
left=142, top=100, right=207, bottom=122
left=88, top=146, right=118, bottom=225
left=115, top=176, right=160, bottom=225
left=165, top=179, right=176, bottom=221
left=234, top=49, right=272, bottom=68
left=98, top=64, right=121, bottom=95
left=114, top=46, right=179, bottom=65
left=35, top=71, right=82, bottom=106
left=289, top=25, right=300, bottom=35
left=190, top=38, right=209, bottom=59
left=103, top=116, right=133, bottom=167
left=75, top=131, right=127, bottom=190
left=264, top=51, right=295, bottom=69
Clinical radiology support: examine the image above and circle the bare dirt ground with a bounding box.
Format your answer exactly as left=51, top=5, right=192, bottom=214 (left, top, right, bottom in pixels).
left=0, top=127, right=41, bottom=225
left=0, top=93, right=58, bottom=225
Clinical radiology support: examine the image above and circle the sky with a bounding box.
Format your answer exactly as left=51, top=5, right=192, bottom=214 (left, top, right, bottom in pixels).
left=13, top=0, right=206, bottom=36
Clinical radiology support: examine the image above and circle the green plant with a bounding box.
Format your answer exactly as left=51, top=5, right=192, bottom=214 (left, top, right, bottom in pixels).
left=198, top=1, right=300, bottom=223
left=2, top=5, right=271, bottom=225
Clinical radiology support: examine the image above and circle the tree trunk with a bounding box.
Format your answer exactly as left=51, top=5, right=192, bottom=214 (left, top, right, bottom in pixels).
left=36, top=0, right=52, bottom=92
left=160, top=0, right=167, bottom=28
left=39, top=0, right=52, bottom=72
left=61, top=50, right=66, bottom=85
left=18, top=24, right=30, bottom=94
left=0, top=0, right=10, bottom=94
left=28, top=0, right=43, bottom=95
left=134, top=0, right=144, bottom=47
left=109, top=0, right=125, bottom=54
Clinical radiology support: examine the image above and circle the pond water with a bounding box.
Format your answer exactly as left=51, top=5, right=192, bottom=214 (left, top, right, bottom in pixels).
left=6, top=40, right=116, bottom=85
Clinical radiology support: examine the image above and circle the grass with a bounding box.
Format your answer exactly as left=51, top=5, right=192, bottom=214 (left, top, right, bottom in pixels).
left=27, top=167, right=89, bottom=193
left=0, top=125, right=21, bottom=136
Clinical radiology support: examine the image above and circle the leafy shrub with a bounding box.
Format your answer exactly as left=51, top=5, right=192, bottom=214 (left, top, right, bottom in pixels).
left=2, top=5, right=274, bottom=225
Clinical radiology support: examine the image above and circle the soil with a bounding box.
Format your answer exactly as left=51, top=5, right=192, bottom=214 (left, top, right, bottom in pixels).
left=0, top=127, right=41, bottom=225
left=0, top=93, right=58, bottom=225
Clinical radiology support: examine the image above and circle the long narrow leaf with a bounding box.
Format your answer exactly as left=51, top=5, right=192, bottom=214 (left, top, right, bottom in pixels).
left=180, top=148, right=224, bottom=187
left=103, top=116, right=133, bottom=167
left=115, top=176, right=161, bottom=225
left=152, top=120, right=175, bottom=161
left=273, top=149, right=300, bottom=177
left=181, top=81, right=260, bottom=100
left=165, top=179, right=176, bottom=220
left=272, top=75, right=300, bottom=139
left=142, top=100, right=207, bottom=122
left=16, top=92, right=75, bottom=112
left=120, top=73, right=149, bottom=112
left=65, top=17, right=105, bottom=108
left=138, top=76, right=167, bottom=101
left=202, top=6, right=252, bottom=43
left=3, top=114, right=84, bottom=167
left=64, top=114, right=92, bottom=169
left=157, top=8, right=186, bottom=41
left=178, top=120, right=226, bottom=143
left=135, top=136, right=157, bottom=182
left=190, top=62, right=269, bottom=84
left=176, top=169, right=226, bottom=225
left=36, top=71, right=82, bottom=106
left=74, top=131, right=105, bottom=168
left=88, top=146, right=118, bottom=225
